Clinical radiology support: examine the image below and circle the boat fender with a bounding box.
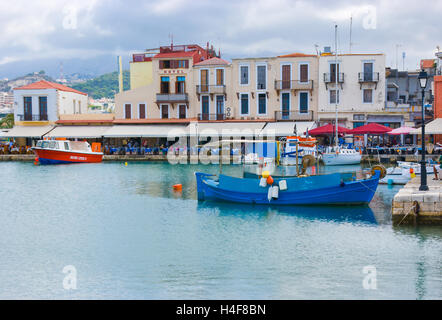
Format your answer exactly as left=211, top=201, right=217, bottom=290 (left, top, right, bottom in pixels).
left=279, top=180, right=287, bottom=191
left=267, top=186, right=272, bottom=202
left=272, top=186, right=279, bottom=199
left=259, top=177, right=267, bottom=188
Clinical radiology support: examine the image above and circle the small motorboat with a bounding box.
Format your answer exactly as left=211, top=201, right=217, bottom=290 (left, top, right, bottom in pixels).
left=380, top=161, right=437, bottom=185
left=280, top=136, right=318, bottom=166
left=32, top=140, right=103, bottom=164
left=321, top=146, right=362, bottom=166
left=195, top=168, right=382, bottom=205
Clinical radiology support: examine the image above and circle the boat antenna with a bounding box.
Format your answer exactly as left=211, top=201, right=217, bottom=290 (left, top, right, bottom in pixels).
left=334, top=24, right=339, bottom=150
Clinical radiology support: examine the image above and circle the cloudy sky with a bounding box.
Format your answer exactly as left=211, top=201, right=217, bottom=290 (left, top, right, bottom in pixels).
left=0, top=0, right=440, bottom=79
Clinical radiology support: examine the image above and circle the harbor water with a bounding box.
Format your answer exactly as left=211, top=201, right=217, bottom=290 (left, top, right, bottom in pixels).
left=0, top=162, right=440, bottom=299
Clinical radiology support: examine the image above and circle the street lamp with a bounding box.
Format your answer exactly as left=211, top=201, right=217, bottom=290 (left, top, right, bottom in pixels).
left=418, top=70, right=428, bottom=191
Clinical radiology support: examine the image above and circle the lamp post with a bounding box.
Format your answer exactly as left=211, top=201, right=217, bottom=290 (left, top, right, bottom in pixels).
left=418, top=70, right=428, bottom=191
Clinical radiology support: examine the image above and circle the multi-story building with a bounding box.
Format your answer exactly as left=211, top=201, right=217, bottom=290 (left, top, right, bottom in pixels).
left=317, top=50, right=386, bottom=129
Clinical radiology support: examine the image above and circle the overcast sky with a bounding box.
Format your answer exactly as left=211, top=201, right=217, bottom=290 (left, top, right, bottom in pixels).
left=0, top=0, right=440, bottom=79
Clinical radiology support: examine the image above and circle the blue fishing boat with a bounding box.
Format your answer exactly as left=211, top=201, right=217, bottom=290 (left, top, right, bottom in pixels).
left=195, top=170, right=381, bottom=205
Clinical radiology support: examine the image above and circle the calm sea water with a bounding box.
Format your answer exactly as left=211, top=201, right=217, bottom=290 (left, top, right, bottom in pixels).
left=0, top=161, right=440, bottom=299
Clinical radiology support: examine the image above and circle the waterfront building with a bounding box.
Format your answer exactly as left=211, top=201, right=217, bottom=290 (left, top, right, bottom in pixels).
left=5, top=80, right=88, bottom=145
left=317, top=49, right=387, bottom=129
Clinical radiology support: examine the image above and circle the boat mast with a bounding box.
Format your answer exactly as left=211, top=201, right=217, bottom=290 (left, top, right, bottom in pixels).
left=334, top=24, right=339, bottom=150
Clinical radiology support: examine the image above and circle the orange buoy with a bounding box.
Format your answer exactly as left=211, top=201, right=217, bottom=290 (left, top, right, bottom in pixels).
left=266, top=176, right=274, bottom=185
left=173, top=184, right=182, bottom=191
left=409, top=168, right=414, bottom=174
left=35, top=157, right=39, bottom=162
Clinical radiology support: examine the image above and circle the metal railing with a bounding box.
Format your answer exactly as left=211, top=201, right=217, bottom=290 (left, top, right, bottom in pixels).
left=156, top=93, right=188, bottom=102
left=197, top=113, right=226, bottom=121
left=358, top=72, right=380, bottom=82
left=196, top=85, right=226, bottom=95
left=323, top=73, right=344, bottom=83
left=274, top=110, right=314, bottom=121
left=17, top=114, right=48, bottom=121
left=274, top=80, right=314, bottom=90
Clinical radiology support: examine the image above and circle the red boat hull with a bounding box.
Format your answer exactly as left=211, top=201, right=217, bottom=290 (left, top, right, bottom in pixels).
left=33, top=148, right=103, bottom=164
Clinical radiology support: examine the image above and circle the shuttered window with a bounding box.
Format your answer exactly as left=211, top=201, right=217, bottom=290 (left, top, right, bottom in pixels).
left=282, top=65, right=291, bottom=89
left=299, top=92, right=308, bottom=113
left=300, top=64, right=308, bottom=82
left=258, top=93, right=266, bottom=114
left=257, top=65, right=266, bottom=90
left=241, top=94, right=249, bottom=115
left=216, top=69, right=224, bottom=85
left=139, top=104, right=146, bottom=119
left=125, top=104, right=131, bottom=119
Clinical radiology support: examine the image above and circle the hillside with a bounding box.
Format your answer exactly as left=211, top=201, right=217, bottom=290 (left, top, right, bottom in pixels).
left=71, top=71, right=130, bottom=99
left=0, top=71, right=55, bottom=92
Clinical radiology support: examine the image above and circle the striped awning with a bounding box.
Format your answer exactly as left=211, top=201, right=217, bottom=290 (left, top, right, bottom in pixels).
left=44, top=126, right=111, bottom=138
left=104, top=124, right=188, bottom=138
left=2, top=125, right=54, bottom=138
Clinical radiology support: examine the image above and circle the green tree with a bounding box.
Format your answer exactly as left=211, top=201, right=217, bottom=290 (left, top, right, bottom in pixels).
left=0, top=113, right=14, bottom=128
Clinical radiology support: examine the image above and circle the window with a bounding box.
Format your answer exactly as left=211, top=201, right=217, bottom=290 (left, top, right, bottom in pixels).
left=299, top=92, right=308, bottom=114
left=179, top=105, right=186, bottom=119
left=353, top=114, right=365, bottom=121
left=216, top=69, right=224, bottom=86
left=330, top=90, right=339, bottom=104
left=125, top=104, right=131, bottom=119
left=64, top=142, right=70, bottom=150
left=363, top=62, right=373, bottom=81
left=257, top=65, right=266, bottom=90
left=281, top=93, right=290, bottom=119
left=240, top=94, right=249, bottom=115
left=240, top=66, right=249, bottom=85
left=24, top=97, right=32, bottom=120
left=216, top=96, right=224, bottom=119
left=161, top=76, right=170, bottom=94
left=281, top=65, right=291, bottom=89
left=200, top=70, right=208, bottom=92
left=201, top=96, right=209, bottom=120
left=38, top=97, right=47, bottom=120
left=161, top=105, right=169, bottom=119
left=353, top=122, right=365, bottom=129
left=330, top=63, right=340, bottom=81
left=299, top=64, right=308, bottom=83
left=387, top=91, right=397, bottom=102
left=258, top=93, right=266, bottom=114
left=139, top=104, right=146, bottom=119
left=176, top=76, right=185, bottom=93
left=363, top=89, right=373, bottom=103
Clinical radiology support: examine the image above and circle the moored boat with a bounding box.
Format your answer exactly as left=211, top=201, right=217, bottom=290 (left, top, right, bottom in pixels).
left=195, top=169, right=381, bottom=205
left=32, top=140, right=103, bottom=164
left=321, top=146, right=362, bottom=165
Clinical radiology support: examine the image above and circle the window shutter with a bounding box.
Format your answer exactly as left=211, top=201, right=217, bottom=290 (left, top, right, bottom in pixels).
left=300, top=65, right=308, bottom=82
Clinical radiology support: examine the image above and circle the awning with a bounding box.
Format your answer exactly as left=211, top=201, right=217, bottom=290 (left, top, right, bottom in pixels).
left=187, top=122, right=266, bottom=137
left=410, top=118, right=442, bottom=134
left=308, top=124, right=351, bottom=135
left=44, top=126, right=111, bottom=138
left=2, top=125, right=54, bottom=138
left=348, top=123, right=392, bottom=135
left=259, top=121, right=315, bottom=137
left=104, top=124, right=188, bottom=138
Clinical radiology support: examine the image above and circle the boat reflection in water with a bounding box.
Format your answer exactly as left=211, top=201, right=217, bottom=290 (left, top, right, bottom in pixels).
left=196, top=201, right=378, bottom=225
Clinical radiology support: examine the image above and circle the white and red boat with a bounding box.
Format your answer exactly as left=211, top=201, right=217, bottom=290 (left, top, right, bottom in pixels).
left=32, top=140, right=103, bottom=164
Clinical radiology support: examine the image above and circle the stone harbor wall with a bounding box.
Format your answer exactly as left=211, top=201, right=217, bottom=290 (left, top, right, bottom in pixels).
left=392, top=177, right=442, bottom=225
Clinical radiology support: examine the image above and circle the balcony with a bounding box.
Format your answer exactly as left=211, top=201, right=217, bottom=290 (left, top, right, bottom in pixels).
left=155, top=93, right=188, bottom=104
left=17, top=114, right=48, bottom=121
left=358, top=72, right=379, bottom=89
left=274, top=110, right=314, bottom=121
left=274, top=80, right=314, bottom=94
left=197, top=113, right=226, bottom=121
left=196, top=85, right=226, bottom=100
left=323, top=73, right=344, bottom=90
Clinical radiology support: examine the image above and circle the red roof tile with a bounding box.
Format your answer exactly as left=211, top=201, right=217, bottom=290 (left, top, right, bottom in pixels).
left=14, top=80, right=87, bottom=96
left=153, top=51, right=196, bottom=59
left=278, top=52, right=317, bottom=58
left=420, top=59, right=435, bottom=69
left=194, top=57, right=230, bottom=66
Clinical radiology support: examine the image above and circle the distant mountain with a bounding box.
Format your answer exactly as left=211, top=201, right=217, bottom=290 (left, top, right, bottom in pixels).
left=71, top=71, right=130, bottom=99
left=0, top=71, right=55, bottom=92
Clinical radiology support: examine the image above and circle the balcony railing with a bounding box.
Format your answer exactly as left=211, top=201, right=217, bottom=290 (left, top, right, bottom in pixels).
left=197, top=113, right=226, bottom=121
left=155, top=93, right=188, bottom=103
left=17, top=114, right=48, bottom=121
left=196, top=85, right=226, bottom=95
left=274, top=80, right=314, bottom=91
left=274, top=110, right=314, bottom=121
left=358, top=72, right=379, bottom=83
left=323, top=73, right=344, bottom=83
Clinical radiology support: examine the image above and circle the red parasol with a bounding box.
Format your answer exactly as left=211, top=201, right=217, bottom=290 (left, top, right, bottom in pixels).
left=308, top=124, right=351, bottom=136
left=348, top=123, right=392, bottom=135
